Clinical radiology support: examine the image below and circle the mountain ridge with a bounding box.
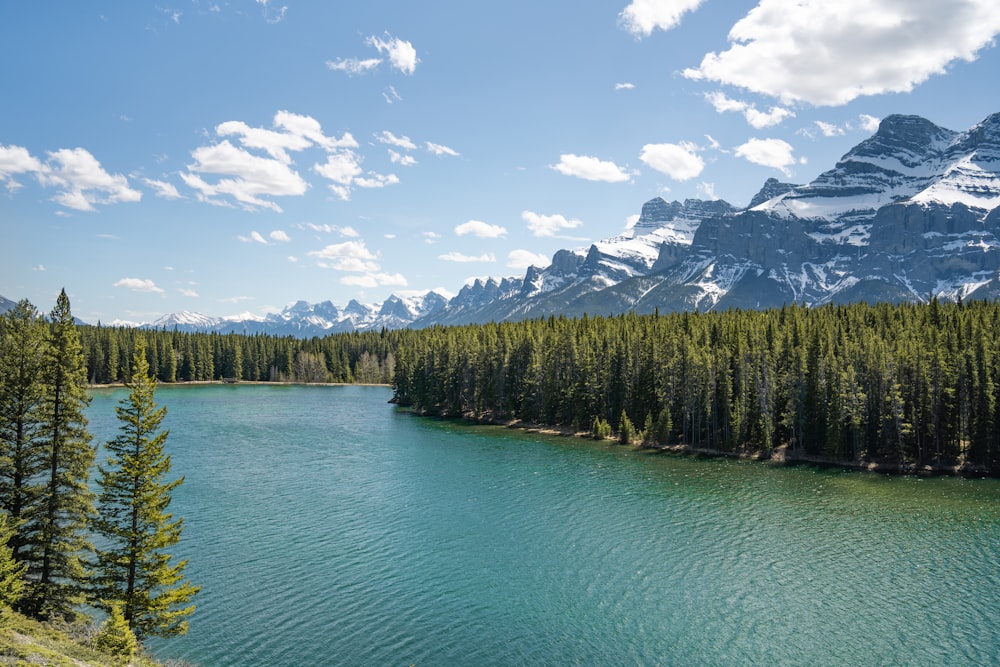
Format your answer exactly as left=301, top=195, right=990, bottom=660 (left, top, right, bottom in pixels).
left=5, top=112, right=1000, bottom=336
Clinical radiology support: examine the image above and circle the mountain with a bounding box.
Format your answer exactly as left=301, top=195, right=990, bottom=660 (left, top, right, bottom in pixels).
left=412, top=111, right=1000, bottom=322
left=137, top=291, right=449, bottom=336
left=8, top=112, right=999, bottom=336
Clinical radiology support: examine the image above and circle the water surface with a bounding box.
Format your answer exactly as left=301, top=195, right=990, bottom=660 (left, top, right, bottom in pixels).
left=86, top=384, right=1000, bottom=666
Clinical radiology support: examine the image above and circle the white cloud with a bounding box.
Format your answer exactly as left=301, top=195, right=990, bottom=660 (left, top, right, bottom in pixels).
left=143, top=178, right=182, bottom=199
left=376, top=131, right=417, bottom=150
left=551, top=154, right=633, bottom=183
left=34, top=148, right=142, bottom=211
left=639, top=141, right=704, bottom=180
left=366, top=33, right=418, bottom=74
left=300, top=222, right=359, bottom=236
left=32, top=264, right=46, bottom=272
left=220, top=295, right=253, bottom=304
left=858, top=114, right=882, bottom=132
left=624, top=214, right=641, bottom=231
left=354, top=172, right=399, bottom=189
left=389, top=149, right=417, bottom=166
left=522, top=210, right=584, bottom=237
left=439, top=251, right=496, bottom=263
left=248, top=231, right=268, bottom=244
left=619, top=0, right=706, bottom=37
left=0, top=144, right=44, bottom=191
left=507, top=249, right=551, bottom=269
left=426, top=141, right=460, bottom=157
left=313, top=151, right=363, bottom=186
left=814, top=121, right=845, bottom=137
left=615, top=82, right=636, bottom=90
left=270, top=230, right=291, bottom=243
left=256, top=0, right=287, bottom=24
left=113, top=277, right=164, bottom=294
left=734, top=138, right=797, bottom=175
left=698, top=182, right=718, bottom=199
left=705, top=91, right=794, bottom=128
left=684, top=0, right=1000, bottom=106
left=179, top=288, right=199, bottom=297
left=182, top=140, right=306, bottom=212
left=423, top=231, right=442, bottom=244
left=307, top=240, right=377, bottom=270
left=326, top=57, right=382, bottom=75
left=383, top=86, right=402, bottom=104
left=455, top=220, right=507, bottom=238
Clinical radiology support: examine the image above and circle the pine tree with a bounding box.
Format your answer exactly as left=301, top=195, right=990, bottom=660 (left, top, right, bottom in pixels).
left=20, top=289, right=95, bottom=620
left=0, top=513, right=26, bottom=610
left=92, top=602, right=138, bottom=659
left=0, top=300, right=48, bottom=562
left=92, top=337, right=199, bottom=640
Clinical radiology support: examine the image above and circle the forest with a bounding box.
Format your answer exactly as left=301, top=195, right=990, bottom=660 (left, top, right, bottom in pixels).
left=64, top=297, right=1000, bottom=475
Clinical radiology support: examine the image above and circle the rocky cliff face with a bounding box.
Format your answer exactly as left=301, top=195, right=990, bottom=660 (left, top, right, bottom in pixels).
left=438, top=111, right=1000, bottom=320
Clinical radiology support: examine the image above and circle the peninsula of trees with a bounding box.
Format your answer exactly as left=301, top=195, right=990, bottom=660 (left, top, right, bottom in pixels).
left=61, top=297, right=1000, bottom=475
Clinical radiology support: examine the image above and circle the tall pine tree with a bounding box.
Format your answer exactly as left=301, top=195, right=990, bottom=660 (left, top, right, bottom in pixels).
left=0, top=300, right=48, bottom=562
left=20, top=289, right=95, bottom=620
left=92, top=337, right=199, bottom=640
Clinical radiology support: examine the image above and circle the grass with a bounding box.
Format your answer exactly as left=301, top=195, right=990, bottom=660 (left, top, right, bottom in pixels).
left=0, top=608, right=187, bottom=667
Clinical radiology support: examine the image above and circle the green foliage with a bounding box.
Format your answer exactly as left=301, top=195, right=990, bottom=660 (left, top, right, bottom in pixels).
left=0, top=514, right=25, bottom=609
left=592, top=416, right=611, bottom=440
left=91, top=603, right=137, bottom=659
left=618, top=410, right=636, bottom=445
left=20, top=289, right=95, bottom=621
left=388, top=301, right=1000, bottom=473
left=92, top=338, right=200, bottom=640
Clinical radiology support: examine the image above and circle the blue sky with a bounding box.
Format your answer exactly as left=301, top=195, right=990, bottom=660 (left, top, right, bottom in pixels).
left=4, top=0, right=1000, bottom=324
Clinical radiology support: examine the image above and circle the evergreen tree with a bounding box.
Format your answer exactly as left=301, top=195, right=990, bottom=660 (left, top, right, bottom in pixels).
left=0, top=300, right=48, bottom=561
left=91, top=602, right=138, bottom=659
left=0, top=513, right=26, bottom=609
left=92, top=337, right=199, bottom=640
left=20, top=289, right=95, bottom=620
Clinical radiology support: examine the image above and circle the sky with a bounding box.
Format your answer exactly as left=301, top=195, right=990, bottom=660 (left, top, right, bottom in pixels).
left=3, top=0, right=1000, bottom=324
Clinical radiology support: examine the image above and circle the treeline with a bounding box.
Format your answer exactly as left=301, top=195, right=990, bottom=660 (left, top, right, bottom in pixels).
left=0, top=292, right=197, bottom=657
left=78, top=324, right=398, bottom=385
left=392, top=300, right=1000, bottom=474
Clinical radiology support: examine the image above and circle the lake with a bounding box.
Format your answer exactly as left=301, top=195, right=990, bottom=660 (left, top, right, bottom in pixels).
left=85, top=384, right=1000, bottom=666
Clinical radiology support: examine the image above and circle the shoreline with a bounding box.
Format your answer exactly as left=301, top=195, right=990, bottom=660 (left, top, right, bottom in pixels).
left=412, top=409, right=997, bottom=478
left=89, top=380, right=391, bottom=389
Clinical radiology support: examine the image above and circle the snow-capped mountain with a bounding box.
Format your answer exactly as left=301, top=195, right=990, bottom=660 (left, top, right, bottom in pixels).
left=414, top=111, right=1000, bottom=322
left=9, top=112, right=999, bottom=336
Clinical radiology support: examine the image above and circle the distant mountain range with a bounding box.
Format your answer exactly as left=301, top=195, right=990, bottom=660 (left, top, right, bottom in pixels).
left=5, top=112, right=1000, bottom=336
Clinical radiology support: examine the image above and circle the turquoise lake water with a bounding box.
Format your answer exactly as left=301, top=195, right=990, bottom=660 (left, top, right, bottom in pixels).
left=85, top=384, right=1000, bottom=666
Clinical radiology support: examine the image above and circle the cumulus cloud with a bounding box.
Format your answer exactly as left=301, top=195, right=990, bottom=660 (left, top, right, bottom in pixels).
left=439, top=251, right=496, bottom=263
left=8, top=147, right=142, bottom=211
left=619, top=0, right=706, bottom=37
left=113, top=277, right=164, bottom=293
left=551, top=154, right=633, bottom=182
left=814, top=121, right=846, bottom=137
left=182, top=110, right=376, bottom=209
left=615, top=82, right=636, bottom=90
left=522, top=210, right=583, bottom=237
left=507, top=249, right=551, bottom=269
left=684, top=0, right=1000, bottom=106
left=270, top=230, right=291, bottom=242
left=734, top=138, right=798, bottom=175
left=330, top=33, right=418, bottom=76
left=639, top=141, right=704, bottom=180
left=367, top=33, right=419, bottom=74
left=179, top=288, right=199, bottom=297
left=426, top=141, right=460, bottom=157
left=0, top=144, right=44, bottom=191
left=389, top=149, right=417, bottom=166
left=858, top=114, right=882, bottom=132
left=455, top=220, right=508, bottom=238
left=705, top=91, right=794, bottom=128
